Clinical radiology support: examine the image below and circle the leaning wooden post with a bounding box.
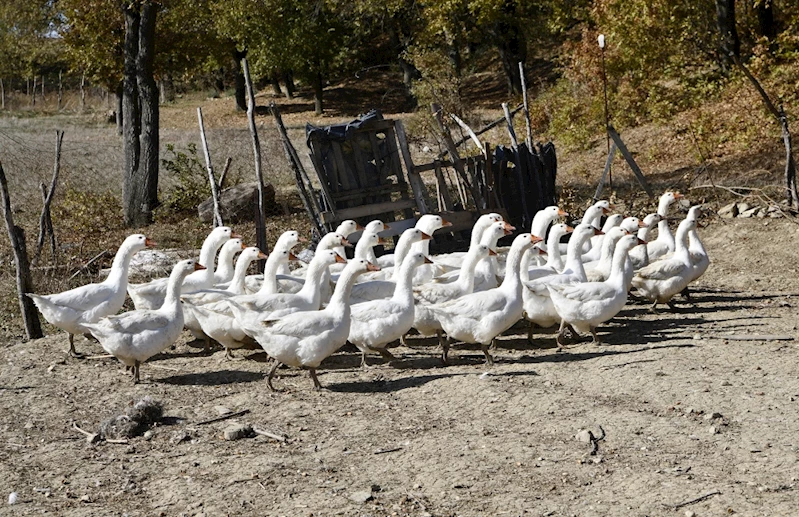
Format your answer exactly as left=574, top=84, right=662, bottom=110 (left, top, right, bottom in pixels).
left=241, top=56, right=269, bottom=265
left=197, top=107, right=223, bottom=227
left=270, top=102, right=325, bottom=236
left=518, top=62, right=533, bottom=150
left=430, top=103, right=483, bottom=209
left=0, top=160, right=43, bottom=339
left=34, top=130, right=64, bottom=264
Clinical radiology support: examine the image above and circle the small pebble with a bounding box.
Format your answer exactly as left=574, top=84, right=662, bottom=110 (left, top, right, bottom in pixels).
left=709, top=426, right=718, bottom=434
left=224, top=423, right=253, bottom=441
left=350, top=490, right=373, bottom=504
left=143, top=430, right=154, bottom=441
left=8, top=492, right=18, bottom=505
left=575, top=429, right=593, bottom=443
left=685, top=511, right=695, bottom=517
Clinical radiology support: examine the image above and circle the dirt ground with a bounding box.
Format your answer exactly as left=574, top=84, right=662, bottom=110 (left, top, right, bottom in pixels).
left=1, top=217, right=799, bottom=517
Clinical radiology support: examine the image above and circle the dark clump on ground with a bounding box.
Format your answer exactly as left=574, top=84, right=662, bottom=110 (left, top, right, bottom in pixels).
left=98, top=396, right=163, bottom=440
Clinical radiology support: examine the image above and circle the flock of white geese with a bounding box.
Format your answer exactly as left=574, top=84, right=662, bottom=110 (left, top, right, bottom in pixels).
left=28, top=191, right=709, bottom=390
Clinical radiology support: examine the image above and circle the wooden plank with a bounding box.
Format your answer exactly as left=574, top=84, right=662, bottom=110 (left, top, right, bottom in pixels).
left=434, top=160, right=454, bottom=211
left=319, top=198, right=417, bottom=224
left=395, top=120, right=429, bottom=215
left=607, top=125, right=654, bottom=198
left=593, top=141, right=617, bottom=202
left=431, top=103, right=483, bottom=209
left=347, top=217, right=418, bottom=244
left=368, top=131, right=392, bottom=184
left=348, top=135, right=370, bottom=189
left=414, top=160, right=454, bottom=173
left=438, top=210, right=480, bottom=234
left=359, top=119, right=397, bottom=132
left=502, top=102, right=519, bottom=147
left=307, top=149, right=337, bottom=214
left=441, top=103, right=524, bottom=159
left=331, top=183, right=404, bottom=203
left=331, top=141, right=356, bottom=192
left=383, top=126, right=405, bottom=185
left=719, top=334, right=794, bottom=341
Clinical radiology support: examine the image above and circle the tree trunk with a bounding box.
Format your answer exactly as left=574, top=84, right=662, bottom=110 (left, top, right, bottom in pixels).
left=283, top=70, right=295, bottom=99
left=57, top=70, right=63, bottom=111
left=496, top=18, right=526, bottom=95
left=32, top=76, right=36, bottom=106
left=79, top=72, right=85, bottom=111
left=0, top=161, right=43, bottom=340
left=137, top=0, right=159, bottom=217
left=233, top=49, right=247, bottom=111
left=716, top=0, right=740, bottom=72
left=755, top=0, right=776, bottom=40
left=122, top=3, right=146, bottom=227
left=160, top=72, right=175, bottom=103
left=313, top=71, right=323, bottom=115
left=270, top=73, right=281, bottom=96
left=115, top=83, right=124, bottom=135
left=1, top=78, right=4, bottom=110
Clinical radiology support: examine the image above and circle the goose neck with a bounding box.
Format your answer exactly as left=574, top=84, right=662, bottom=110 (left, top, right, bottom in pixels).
left=298, top=258, right=329, bottom=299
left=105, top=242, right=138, bottom=286
left=228, top=257, right=252, bottom=294
left=392, top=260, right=417, bottom=304
left=606, top=245, right=629, bottom=286
left=328, top=267, right=361, bottom=309
left=500, top=242, right=527, bottom=291
left=258, top=255, right=283, bottom=294
left=163, top=269, right=190, bottom=310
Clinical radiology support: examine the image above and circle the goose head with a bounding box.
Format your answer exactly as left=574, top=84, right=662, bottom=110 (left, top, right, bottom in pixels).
left=345, top=258, right=381, bottom=276
left=615, top=234, right=645, bottom=255
left=620, top=217, right=646, bottom=233
left=601, top=214, right=624, bottom=233
left=275, top=230, right=303, bottom=252
left=173, top=259, right=206, bottom=279
left=549, top=223, right=574, bottom=240
left=365, top=220, right=389, bottom=234
left=480, top=221, right=510, bottom=247
left=313, top=249, right=348, bottom=267
left=207, top=226, right=235, bottom=247
left=121, top=233, right=156, bottom=253
left=335, top=220, right=365, bottom=237
left=686, top=205, right=703, bottom=222
left=593, top=199, right=614, bottom=215
left=416, top=214, right=453, bottom=236
left=218, top=238, right=245, bottom=258
left=317, top=232, right=351, bottom=251
left=657, top=192, right=683, bottom=215
left=238, top=246, right=268, bottom=264
left=404, top=252, right=435, bottom=270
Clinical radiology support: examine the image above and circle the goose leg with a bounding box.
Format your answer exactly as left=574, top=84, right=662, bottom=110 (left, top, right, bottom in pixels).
left=527, top=320, right=534, bottom=342
left=440, top=333, right=450, bottom=365
left=680, top=287, right=692, bottom=300
left=225, top=347, right=238, bottom=360
left=133, top=360, right=141, bottom=384
left=67, top=333, right=84, bottom=358
left=266, top=360, right=280, bottom=391
left=666, top=300, right=679, bottom=312
left=377, top=348, right=395, bottom=363
left=400, top=333, right=408, bottom=346
left=481, top=341, right=494, bottom=367
left=556, top=319, right=569, bottom=348
left=648, top=301, right=660, bottom=314
left=360, top=352, right=369, bottom=369
left=309, top=368, right=322, bottom=390
left=590, top=326, right=601, bottom=345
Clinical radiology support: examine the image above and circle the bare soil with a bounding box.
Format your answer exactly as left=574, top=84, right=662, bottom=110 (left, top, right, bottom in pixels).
left=2, top=217, right=799, bottom=517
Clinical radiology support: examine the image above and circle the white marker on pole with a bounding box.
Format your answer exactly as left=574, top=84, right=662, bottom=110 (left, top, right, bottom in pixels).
left=598, top=34, right=605, bottom=49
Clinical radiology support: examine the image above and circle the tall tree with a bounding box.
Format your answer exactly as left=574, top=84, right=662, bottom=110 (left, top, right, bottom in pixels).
left=716, top=0, right=740, bottom=71
left=122, top=0, right=159, bottom=227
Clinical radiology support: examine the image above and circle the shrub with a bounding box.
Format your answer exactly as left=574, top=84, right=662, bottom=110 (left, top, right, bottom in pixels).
left=158, top=143, right=210, bottom=217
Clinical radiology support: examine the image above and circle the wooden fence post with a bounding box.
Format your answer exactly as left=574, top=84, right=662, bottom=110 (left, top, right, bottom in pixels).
left=197, top=107, right=223, bottom=227
left=0, top=160, right=43, bottom=339
left=241, top=56, right=269, bottom=264
left=34, top=130, right=63, bottom=265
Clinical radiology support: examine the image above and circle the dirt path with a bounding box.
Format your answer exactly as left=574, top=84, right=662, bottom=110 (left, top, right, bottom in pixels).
left=1, top=218, right=798, bottom=516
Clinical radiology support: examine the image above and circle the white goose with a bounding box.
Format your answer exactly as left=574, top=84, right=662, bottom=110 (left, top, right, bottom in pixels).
left=84, top=260, right=205, bottom=383
left=646, top=191, right=683, bottom=262
left=332, top=220, right=364, bottom=258
left=585, top=227, right=629, bottom=282
left=522, top=224, right=600, bottom=329
left=548, top=233, right=644, bottom=346
left=360, top=220, right=389, bottom=265
left=242, top=258, right=379, bottom=390
left=582, top=213, right=623, bottom=263
left=410, top=214, right=453, bottom=283
left=329, top=231, right=388, bottom=276
left=431, top=213, right=503, bottom=269
left=531, top=206, right=568, bottom=265
left=270, top=232, right=349, bottom=295
left=433, top=221, right=513, bottom=286
left=241, top=230, right=304, bottom=291
left=685, top=206, right=710, bottom=285
left=128, top=226, right=235, bottom=310
left=427, top=233, right=541, bottom=366
left=412, top=245, right=495, bottom=343
left=632, top=218, right=697, bottom=311
left=521, top=223, right=572, bottom=282
left=191, top=250, right=341, bottom=358
left=181, top=246, right=267, bottom=347
left=213, top=238, right=245, bottom=285
left=629, top=213, right=663, bottom=269
left=28, top=234, right=154, bottom=357
left=349, top=252, right=433, bottom=366
left=357, top=228, right=432, bottom=282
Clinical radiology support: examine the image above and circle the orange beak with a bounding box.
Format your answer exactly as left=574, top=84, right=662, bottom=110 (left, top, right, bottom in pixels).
left=673, top=192, right=684, bottom=199
left=342, top=238, right=354, bottom=248
left=257, top=251, right=269, bottom=259
left=601, top=207, right=612, bottom=215
left=423, top=255, right=434, bottom=264
left=299, top=236, right=308, bottom=243
left=530, top=235, right=543, bottom=244
left=355, top=223, right=366, bottom=231
left=366, top=263, right=381, bottom=272
left=335, top=253, right=347, bottom=263
left=593, top=228, right=605, bottom=236
left=240, top=242, right=247, bottom=249
left=377, top=237, right=390, bottom=245
left=288, top=252, right=299, bottom=261
left=558, top=208, right=568, bottom=217
left=565, top=225, right=575, bottom=232
left=145, top=237, right=156, bottom=248
left=383, top=223, right=390, bottom=231
left=420, top=231, right=433, bottom=241
left=638, top=220, right=648, bottom=228
left=637, top=238, right=647, bottom=245
left=441, top=218, right=453, bottom=227
left=231, top=232, right=243, bottom=239
left=194, top=263, right=207, bottom=271
left=537, top=248, right=548, bottom=256
left=488, top=249, right=498, bottom=256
